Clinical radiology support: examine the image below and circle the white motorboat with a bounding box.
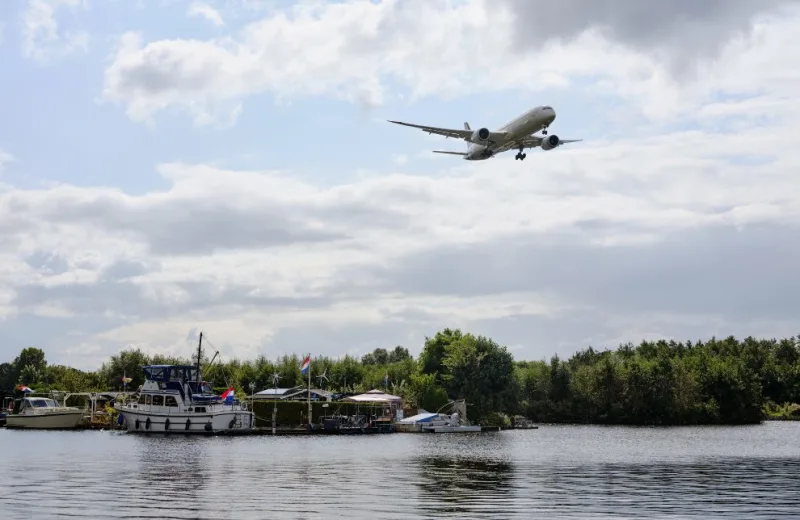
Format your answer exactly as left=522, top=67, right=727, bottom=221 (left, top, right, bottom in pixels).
left=396, top=401, right=483, bottom=433
left=5, top=396, right=84, bottom=429
left=420, top=412, right=481, bottom=433
left=115, top=333, right=254, bottom=435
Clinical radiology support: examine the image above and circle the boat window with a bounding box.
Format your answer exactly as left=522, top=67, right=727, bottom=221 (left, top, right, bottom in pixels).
left=138, top=395, right=146, bottom=405
left=152, top=395, right=164, bottom=406
left=165, top=396, right=178, bottom=407
left=194, top=407, right=206, bottom=413
left=145, top=395, right=152, bottom=406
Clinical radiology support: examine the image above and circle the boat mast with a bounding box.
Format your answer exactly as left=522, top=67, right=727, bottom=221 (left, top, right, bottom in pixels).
left=196, top=331, right=203, bottom=384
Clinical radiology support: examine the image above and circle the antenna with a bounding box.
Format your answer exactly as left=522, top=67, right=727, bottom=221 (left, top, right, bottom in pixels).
left=196, top=331, right=203, bottom=384
left=270, top=371, right=280, bottom=436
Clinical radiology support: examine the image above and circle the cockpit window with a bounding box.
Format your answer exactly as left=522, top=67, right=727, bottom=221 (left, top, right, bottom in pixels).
left=30, top=398, right=58, bottom=407
left=542, top=106, right=552, bottom=110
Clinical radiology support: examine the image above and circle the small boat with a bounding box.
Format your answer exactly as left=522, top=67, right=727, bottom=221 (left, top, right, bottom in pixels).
left=396, top=400, right=482, bottom=433
left=5, top=396, right=84, bottom=429
left=115, top=332, right=254, bottom=434
left=420, top=412, right=481, bottom=433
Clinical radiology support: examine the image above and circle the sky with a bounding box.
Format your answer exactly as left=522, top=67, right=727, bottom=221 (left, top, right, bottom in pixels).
left=1, top=0, right=799, bottom=371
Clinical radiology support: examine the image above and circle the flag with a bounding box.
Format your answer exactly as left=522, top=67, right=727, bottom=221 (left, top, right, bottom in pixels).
left=384, top=372, right=389, bottom=386
left=300, top=354, right=310, bottom=376
left=121, top=376, right=132, bottom=384
left=16, top=385, right=33, bottom=393
left=220, top=387, right=235, bottom=403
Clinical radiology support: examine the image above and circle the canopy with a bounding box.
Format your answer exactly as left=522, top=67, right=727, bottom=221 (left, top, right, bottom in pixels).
left=342, top=389, right=403, bottom=403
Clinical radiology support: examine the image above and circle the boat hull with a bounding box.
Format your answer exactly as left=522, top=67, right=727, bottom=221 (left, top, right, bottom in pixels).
left=423, top=425, right=482, bottom=433
left=117, top=408, right=255, bottom=434
left=6, top=411, right=85, bottom=429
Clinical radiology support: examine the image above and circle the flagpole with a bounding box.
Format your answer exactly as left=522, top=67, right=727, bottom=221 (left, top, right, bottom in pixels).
left=307, top=353, right=312, bottom=429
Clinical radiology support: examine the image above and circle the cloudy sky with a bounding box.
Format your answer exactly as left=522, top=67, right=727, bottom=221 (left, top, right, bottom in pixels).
left=1, top=0, right=799, bottom=370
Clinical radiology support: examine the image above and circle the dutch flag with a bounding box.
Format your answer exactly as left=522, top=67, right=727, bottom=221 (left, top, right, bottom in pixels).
left=17, top=385, right=33, bottom=393
left=220, top=387, right=235, bottom=403
left=300, top=354, right=311, bottom=376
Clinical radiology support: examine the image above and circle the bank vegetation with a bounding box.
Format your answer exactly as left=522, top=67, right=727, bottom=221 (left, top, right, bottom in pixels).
left=2, top=329, right=799, bottom=426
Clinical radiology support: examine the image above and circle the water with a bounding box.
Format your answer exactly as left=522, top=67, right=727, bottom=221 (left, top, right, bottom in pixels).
left=2, top=423, right=800, bottom=519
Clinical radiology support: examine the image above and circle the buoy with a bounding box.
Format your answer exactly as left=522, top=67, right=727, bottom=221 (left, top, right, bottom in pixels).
left=229, top=418, right=235, bottom=429
left=145, top=417, right=151, bottom=430
left=165, top=418, right=170, bottom=431
left=135, top=418, right=140, bottom=430
left=185, top=419, right=191, bottom=430
left=205, top=422, right=212, bottom=432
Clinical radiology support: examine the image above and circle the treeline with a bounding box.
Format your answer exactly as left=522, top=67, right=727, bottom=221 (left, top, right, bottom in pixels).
left=3, top=330, right=800, bottom=425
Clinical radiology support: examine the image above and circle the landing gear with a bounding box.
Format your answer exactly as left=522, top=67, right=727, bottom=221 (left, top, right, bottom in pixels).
left=515, top=152, right=527, bottom=160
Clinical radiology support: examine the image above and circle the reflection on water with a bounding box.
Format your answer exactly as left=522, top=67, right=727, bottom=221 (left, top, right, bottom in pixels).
left=415, top=456, right=515, bottom=517
left=1, top=423, right=800, bottom=519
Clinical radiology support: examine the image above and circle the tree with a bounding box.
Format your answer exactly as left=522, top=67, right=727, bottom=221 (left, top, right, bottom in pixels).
left=361, top=348, right=389, bottom=366
left=0, top=362, right=17, bottom=392
left=13, top=347, right=47, bottom=388
left=98, top=348, right=151, bottom=390
left=388, top=346, right=412, bottom=363
left=441, top=333, right=517, bottom=421
left=419, top=328, right=462, bottom=382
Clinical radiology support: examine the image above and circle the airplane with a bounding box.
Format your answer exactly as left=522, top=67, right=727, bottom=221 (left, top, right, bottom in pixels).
left=388, top=106, right=582, bottom=161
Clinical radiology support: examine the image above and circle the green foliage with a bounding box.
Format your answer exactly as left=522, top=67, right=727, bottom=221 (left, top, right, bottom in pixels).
left=517, top=335, right=799, bottom=425
left=3, top=332, right=800, bottom=425
left=439, top=333, right=518, bottom=421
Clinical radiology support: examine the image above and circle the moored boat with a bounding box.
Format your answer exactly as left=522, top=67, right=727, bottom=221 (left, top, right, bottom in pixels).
left=5, top=396, right=84, bottom=429
left=114, top=333, right=254, bottom=435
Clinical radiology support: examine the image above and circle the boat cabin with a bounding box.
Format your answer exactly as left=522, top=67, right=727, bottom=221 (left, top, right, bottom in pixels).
left=136, top=364, right=234, bottom=412
left=13, top=397, right=65, bottom=414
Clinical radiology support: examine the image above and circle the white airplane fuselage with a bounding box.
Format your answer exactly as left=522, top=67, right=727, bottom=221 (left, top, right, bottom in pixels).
left=387, top=105, right=579, bottom=161
left=465, top=106, right=556, bottom=160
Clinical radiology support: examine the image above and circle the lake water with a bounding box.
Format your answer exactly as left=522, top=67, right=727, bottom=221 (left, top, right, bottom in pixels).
left=1, top=422, right=800, bottom=519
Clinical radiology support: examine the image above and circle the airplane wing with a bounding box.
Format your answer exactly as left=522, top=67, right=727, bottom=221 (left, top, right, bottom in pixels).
left=388, top=120, right=472, bottom=139
left=388, top=120, right=507, bottom=143
left=432, top=150, right=468, bottom=156
left=492, top=136, right=583, bottom=154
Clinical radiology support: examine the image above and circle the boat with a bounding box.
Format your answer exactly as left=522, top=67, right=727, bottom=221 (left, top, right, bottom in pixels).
left=114, top=333, right=255, bottom=434
left=5, top=396, right=85, bottom=429
left=396, top=400, right=482, bottom=433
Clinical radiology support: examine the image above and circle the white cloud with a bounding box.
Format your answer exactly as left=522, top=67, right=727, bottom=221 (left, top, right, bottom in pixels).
left=101, top=0, right=798, bottom=126
left=3, top=96, right=800, bottom=367
left=187, top=2, right=224, bottom=27
left=5, top=0, right=800, bottom=369
left=21, top=0, right=89, bottom=63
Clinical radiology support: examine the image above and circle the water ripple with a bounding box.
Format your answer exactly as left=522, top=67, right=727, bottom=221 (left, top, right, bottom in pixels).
left=2, top=423, right=800, bottom=519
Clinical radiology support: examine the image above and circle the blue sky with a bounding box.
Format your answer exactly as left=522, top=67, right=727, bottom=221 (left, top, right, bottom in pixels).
left=1, top=0, right=799, bottom=371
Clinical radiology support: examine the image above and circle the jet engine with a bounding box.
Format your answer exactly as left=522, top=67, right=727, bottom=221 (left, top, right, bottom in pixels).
left=541, top=134, right=560, bottom=150
left=468, top=127, right=490, bottom=144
